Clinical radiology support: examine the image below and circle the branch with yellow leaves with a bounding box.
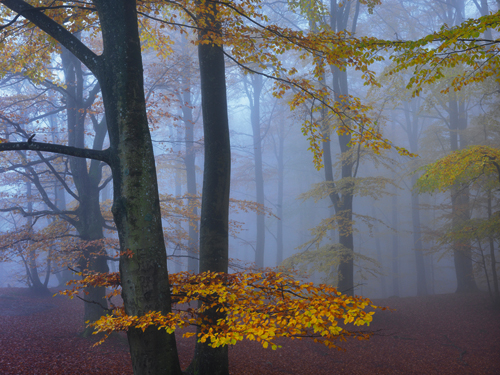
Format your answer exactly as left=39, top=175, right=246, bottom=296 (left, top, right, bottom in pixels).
left=58, top=269, right=387, bottom=350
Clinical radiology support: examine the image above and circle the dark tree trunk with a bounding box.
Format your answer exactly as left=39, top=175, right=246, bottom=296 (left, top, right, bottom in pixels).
left=60, top=45, right=110, bottom=331
left=0, top=5, right=184, bottom=371
left=188, top=0, right=231, bottom=374
left=321, top=0, right=357, bottom=296
left=336, top=134, right=354, bottom=295
left=93, top=1, right=182, bottom=372
left=26, top=181, right=50, bottom=295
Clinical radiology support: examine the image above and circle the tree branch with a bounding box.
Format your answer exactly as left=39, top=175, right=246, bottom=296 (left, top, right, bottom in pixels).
left=0, top=141, right=110, bottom=164
left=35, top=151, right=80, bottom=202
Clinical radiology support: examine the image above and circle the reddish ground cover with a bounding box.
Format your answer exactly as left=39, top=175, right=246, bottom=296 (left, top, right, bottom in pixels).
left=0, top=288, right=499, bottom=374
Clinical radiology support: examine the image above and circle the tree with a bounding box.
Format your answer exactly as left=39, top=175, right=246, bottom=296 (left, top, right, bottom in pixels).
left=187, top=0, right=231, bottom=373
left=276, top=0, right=389, bottom=295
left=243, top=72, right=267, bottom=269
left=378, top=7, right=500, bottom=292
left=0, top=1, right=183, bottom=373
left=415, top=145, right=500, bottom=300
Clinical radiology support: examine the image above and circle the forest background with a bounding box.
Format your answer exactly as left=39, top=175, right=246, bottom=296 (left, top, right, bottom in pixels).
left=0, top=0, right=499, bottom=374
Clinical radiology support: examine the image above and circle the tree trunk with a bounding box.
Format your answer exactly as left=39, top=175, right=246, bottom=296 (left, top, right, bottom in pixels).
left=275, top=121, right=284, bottom=266
left=487, top=190, right=499, bottom=304
left=410, top=182, right=428, bottom=296
left=324, top=1, right=357, bottom=295
left=449, top=98, right=477, bottom=293
left=61, top=45, right=110, bottom=331
left=188, top=0, right=231, bottom=373
left=26, top=181, right=50, bottom=295
left=94, top=1, right=182, bottom=373
left=372, top=206, right=387, bottom=298
left=0, top=2, right=183, bottom=372
left=391, top=189, right=400, bottom=297
left=249, top=74, right=266, bottom=268
left=402, top=101, right=427, bottom=296
left=180, top=42, right=199, bottom=273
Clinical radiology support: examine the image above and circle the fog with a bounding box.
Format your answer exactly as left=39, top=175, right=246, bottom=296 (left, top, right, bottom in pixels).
left=0, top=0, right=498, bottom=303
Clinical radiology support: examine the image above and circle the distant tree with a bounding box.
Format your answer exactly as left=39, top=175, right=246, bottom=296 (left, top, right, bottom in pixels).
left=415, top=145, right=500, bottom=301
left=243, top=72, right=266, bottom=269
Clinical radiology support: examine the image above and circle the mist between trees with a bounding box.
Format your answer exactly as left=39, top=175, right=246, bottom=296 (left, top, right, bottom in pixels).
left=0, top=1, right=499, bottom=375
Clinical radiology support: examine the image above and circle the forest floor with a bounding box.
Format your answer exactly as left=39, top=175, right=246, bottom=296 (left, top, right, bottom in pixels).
left=0, top=287, right=499, bottom=374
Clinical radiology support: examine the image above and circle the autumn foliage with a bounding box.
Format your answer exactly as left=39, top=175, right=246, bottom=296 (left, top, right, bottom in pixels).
left=416, top=145, right=500, bottom=192
left=58, top=269, right=383, bottom=350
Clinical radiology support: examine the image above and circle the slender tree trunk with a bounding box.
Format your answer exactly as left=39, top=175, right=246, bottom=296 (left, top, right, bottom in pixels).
left=189, top=0, right=231, bottom=373
left=392, top=189, right=400, bottom=297
left=249, top=74, right=266, bottom=268
left=325, top=1, right=356, bottom=295
left=410, top=182, right=428, bottom=296
left=487, top=190, right=499, bottom=304
left=275, top=124, right=284, bottom=266
left=336, top=133, right=354, bottom=295
left=26, top=181, right=49, bottom=295
left=449, top=98, right=477, bottom=293
left=50, top=115, right=75, bottom=287
left=403, top=101, right=427, bottom=296
left=180, top=45, right=199, bottom=273
left=174, top=125, right=183, bottom=274
left=372, top=206, right=387, bottom=298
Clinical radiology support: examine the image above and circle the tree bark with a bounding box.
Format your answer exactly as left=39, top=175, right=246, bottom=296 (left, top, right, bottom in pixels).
left=95, top=1, right=182, bottom=372
left=188, top=0, right=231, bottom=373
left=371, top=206, right=387, bottom=298
left=487, top=190, right=499, bottom=304
left=26, top=180, right=50, bottom=295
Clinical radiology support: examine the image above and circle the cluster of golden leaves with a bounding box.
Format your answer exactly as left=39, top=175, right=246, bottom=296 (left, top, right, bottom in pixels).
left=415, top=145, right=500, bottom=193
left=62, top=269, right=384, bottom=350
